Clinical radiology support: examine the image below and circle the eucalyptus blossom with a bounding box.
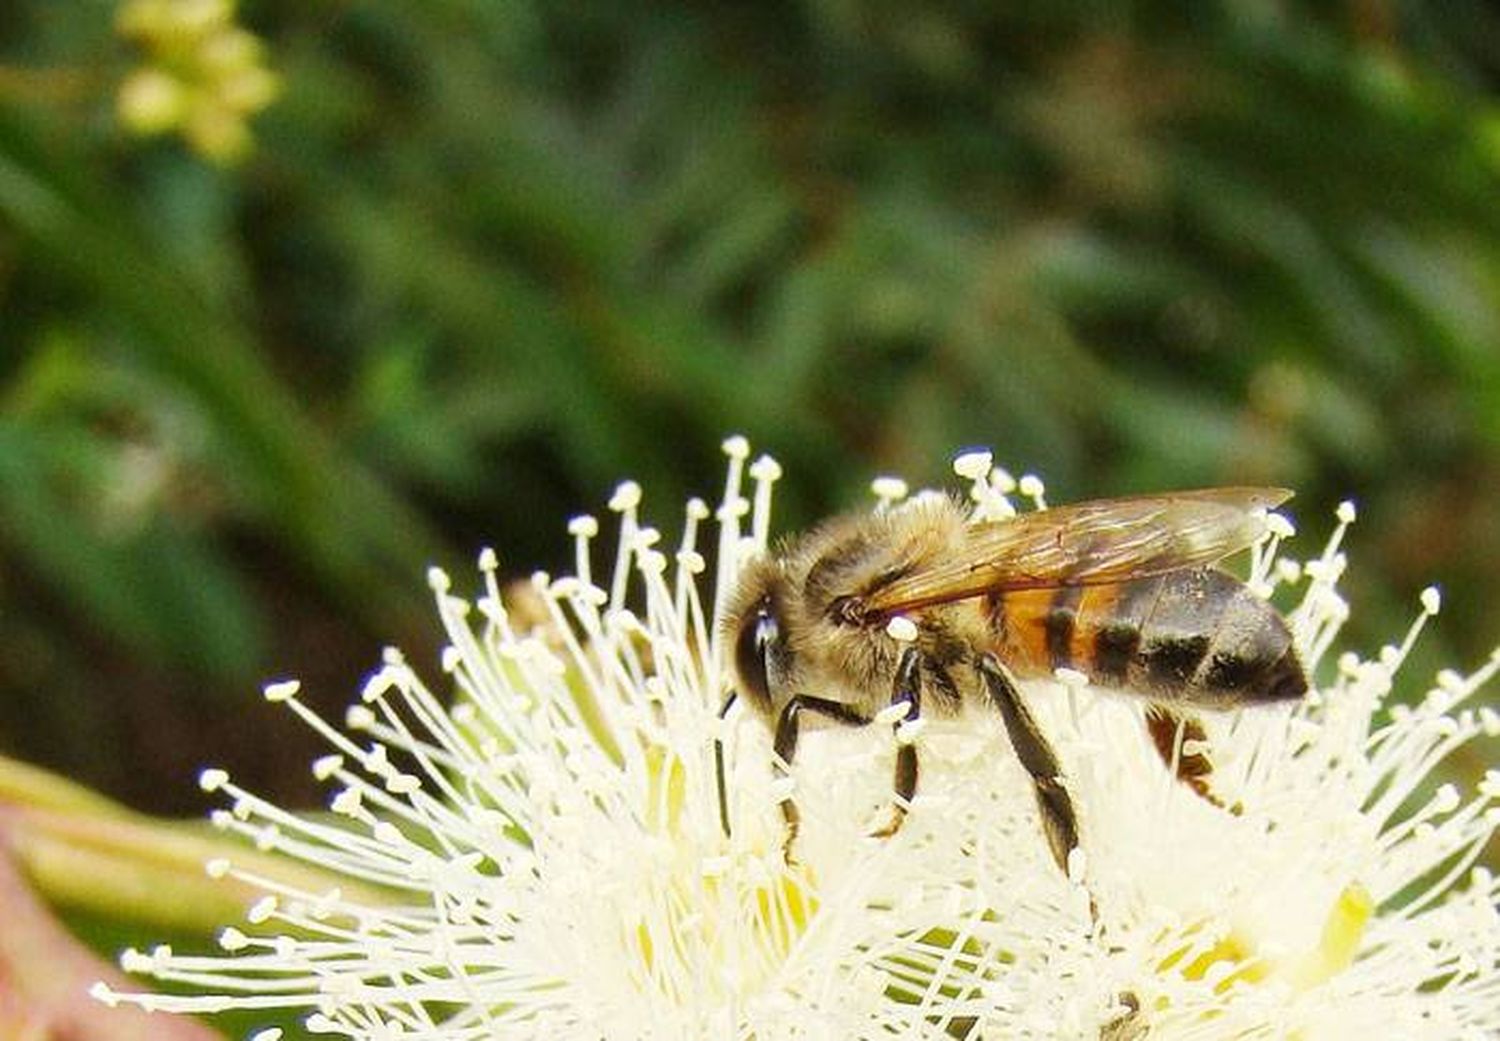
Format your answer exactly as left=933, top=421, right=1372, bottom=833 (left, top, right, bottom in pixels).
left=97, top=440, right=1500, bottom=1039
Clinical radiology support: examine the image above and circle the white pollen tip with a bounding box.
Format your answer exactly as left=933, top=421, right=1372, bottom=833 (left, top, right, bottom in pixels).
left=387, top=773, right=421, bottom=795
left=686, top=496, right=710, bottom=519
left=609, top=481, right=643, bottom=512
left=871, top=476, right=909, bottom=501
left=567, top=515, right=599, bottom=537
left=262, top=679, right=300, bottom=702
left=88, top=981, right=117, bottom=1005
left=312, top=754, right=343, bottom=780
left=426, top=566, right=451, bottom=593
left=198, top=768, right=229, bottom=792
left=205, top=858, right=231, bottom=878
left=722, top=435, right=751, bottom=459
left=248, top=896, right=278, bottom=924
left=885, top=616, right=919, bottom=642
left=345, top=705, right=376, bottom=729
left=477, top=546, right=498, bottom=570
left=953, top=450, right=993, bottom=479
left=250, top=1030, right=285, bottom=1041
left=1018, top=474, right=1046, bottom=497
left=749, top=455, right=783, bottom=481
left=219, top=926, right=248, bottom=950
left=634, top=526, right=662, bottom=549
left=1421, top=586, right=1442, bottom=614
left=1336, top=500, right=1358, bottom=523
left=1266, top=513, right=1296, bottom=538
left=1433, top=783, right=1461, bottom=813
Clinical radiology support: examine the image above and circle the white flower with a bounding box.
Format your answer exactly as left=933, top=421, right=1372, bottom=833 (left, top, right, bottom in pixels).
left=95, top=440, right=1500, bottom=1040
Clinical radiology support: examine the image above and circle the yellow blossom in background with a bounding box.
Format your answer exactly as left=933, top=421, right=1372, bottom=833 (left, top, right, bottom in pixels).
left=115, top=0, right=280, bottom=163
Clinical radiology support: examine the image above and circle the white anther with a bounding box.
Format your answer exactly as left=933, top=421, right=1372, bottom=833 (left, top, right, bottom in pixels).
left=263, top=680, right=300, bottom=702
left=953, top=450, right=993, bottom=480
left=609, top=481, right=642, bottom=512
left=885, top=616, right=919, bottom=643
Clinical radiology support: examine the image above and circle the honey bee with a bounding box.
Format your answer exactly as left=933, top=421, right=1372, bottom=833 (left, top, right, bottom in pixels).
left=720, top=487, right=1307, bottom=870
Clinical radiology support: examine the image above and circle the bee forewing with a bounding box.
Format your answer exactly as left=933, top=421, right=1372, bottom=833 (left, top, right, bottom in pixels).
left=864, top=487, right=1291, bottom=614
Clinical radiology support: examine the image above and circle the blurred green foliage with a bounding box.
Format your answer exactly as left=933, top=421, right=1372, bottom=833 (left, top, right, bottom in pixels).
left=1, top=1, right=1499, bottom=813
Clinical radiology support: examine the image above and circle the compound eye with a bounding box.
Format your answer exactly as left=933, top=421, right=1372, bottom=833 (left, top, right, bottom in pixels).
left=733, top=602, right=779, bottom=709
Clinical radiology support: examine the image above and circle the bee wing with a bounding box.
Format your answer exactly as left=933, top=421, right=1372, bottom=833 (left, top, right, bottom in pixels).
left=865, top=487, right=1291, bottom=614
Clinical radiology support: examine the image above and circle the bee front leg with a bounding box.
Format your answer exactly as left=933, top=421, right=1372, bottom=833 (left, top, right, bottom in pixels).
left=870, top=646, right=922, bottom=838
left=772, top=695, right=869, bottom=863
left=977, top=653, right=1080, bottom=875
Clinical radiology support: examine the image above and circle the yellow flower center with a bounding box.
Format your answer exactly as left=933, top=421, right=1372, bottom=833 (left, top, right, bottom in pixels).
left=628, top=744, right=819, bottom=1004
left=1150, top=882, right=1374, bottom=1026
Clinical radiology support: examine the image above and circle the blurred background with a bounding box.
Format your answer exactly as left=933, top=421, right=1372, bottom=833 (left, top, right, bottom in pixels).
left=2, top=1, right=1498, bottom=822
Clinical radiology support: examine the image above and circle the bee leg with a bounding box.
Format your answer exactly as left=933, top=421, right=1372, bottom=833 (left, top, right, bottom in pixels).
left=1144, top=704, right=1242, bottom=815
left=1100, top=990, right=1148, bottom=1041
left=772, top=695, right=869, bottom=863
left=714, top=692, right=739, bottom=838
left=977, top=653, right=1080, bottom=876
left=870, top=646, right=922, bottom=839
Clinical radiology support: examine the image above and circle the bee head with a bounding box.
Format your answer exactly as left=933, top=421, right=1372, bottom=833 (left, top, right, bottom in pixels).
left=726, top=562, right=795, bottom=718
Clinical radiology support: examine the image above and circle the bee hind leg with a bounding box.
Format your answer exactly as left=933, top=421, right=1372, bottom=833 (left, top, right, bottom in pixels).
left=869, top=647, right=922, bottom=838
left=772, top=695, right=869, bottom=863
left=1144, top=704, right=1242, bottom=815
left=977, top=653, right=1080, bottom=876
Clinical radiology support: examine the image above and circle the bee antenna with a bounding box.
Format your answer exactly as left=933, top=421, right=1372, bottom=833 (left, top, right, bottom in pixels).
left=715, top=692, right=739, bottom=838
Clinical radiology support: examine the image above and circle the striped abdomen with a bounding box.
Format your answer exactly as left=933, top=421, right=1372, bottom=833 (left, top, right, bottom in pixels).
left=986, top=569, right=1306, bottom=708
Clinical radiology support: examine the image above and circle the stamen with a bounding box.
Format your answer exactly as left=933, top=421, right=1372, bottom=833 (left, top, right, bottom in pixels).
left=748, top=454, right=782, bottom=550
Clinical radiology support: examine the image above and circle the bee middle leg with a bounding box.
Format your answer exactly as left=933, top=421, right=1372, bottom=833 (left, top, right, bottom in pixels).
left=772, top=695, right=869, bottom=861
left=869, top=646, right=922, bottom=838
left=977, top=653, right=1080, bottom=875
